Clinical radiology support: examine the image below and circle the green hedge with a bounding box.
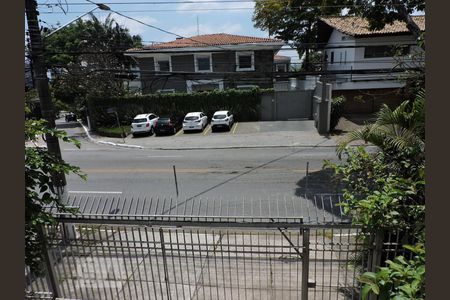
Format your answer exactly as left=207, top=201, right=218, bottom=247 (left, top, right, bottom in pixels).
left=88, top=88, right=271, bottom=128
left=330, top=95, right=346, bottom=131
left=96, top=126, right=131, bottom=138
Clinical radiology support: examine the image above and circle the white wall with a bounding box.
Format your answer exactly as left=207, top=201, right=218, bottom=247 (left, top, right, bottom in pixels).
left=324, top=29, right=420, bottom=90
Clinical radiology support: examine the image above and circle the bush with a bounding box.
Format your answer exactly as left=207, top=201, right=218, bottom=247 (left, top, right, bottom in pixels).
left=330, top=95, right=346, bottom=131
left=97, top=126, right=131, bottom=138
left=88, top=88, right=270, bottom=128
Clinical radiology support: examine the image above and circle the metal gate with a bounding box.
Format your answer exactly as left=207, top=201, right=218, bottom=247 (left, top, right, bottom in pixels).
left=25, top=195, right=367, bottom=300
left=261, top=91, right=314, bottom=121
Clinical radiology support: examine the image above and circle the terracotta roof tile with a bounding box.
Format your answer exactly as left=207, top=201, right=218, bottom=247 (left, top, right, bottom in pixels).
left=127, top=33, right=282, bottom=52
left=319, top=15, right=425, bottom=37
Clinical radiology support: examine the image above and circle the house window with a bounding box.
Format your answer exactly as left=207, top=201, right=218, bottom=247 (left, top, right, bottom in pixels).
left=157, top=60, right=170, bottom=71
left=364, top=45, right=410, bottom=58
left=275, top=64, right=287, bottom=72
left=157, top=89, right=175, bottom=94
left=195, top=54, right=212, bottom=72
left=236, top=51, right=255, bottom=71
left=155, top=56, right=172, bottom=72
left=237, top=85, right=258, bottom=90
left=186, top=79, right=224, bottom=93
left=330, top=51, right=334, bottom=64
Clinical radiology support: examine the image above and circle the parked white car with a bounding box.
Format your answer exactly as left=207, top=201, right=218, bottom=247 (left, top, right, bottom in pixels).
left=211, top=110, right=234, bottom=131
left=131, top=113, right=159, bottom=137
left=183, top=112, right=208, bottom=132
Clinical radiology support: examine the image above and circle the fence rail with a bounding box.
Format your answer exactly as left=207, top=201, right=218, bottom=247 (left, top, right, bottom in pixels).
left=26, top=195, right=372, bottom=300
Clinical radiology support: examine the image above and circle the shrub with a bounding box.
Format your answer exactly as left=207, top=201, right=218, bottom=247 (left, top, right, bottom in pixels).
left=330, top=95, right=346, bottom=131
left=88, top=88, right=270, bottom=128
left=96, top=126, right=131, bottom=138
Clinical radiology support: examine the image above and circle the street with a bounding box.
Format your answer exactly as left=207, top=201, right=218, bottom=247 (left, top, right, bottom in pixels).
left=59, top=122, right=344, bottom=220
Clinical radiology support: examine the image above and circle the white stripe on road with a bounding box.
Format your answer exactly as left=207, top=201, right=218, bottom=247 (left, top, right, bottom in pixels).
left=68, top=191, right=123, bottom=194
left=147, top=155, right=183, bottom=158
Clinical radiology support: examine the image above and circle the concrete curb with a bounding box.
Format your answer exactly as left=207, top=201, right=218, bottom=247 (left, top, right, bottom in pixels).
left=78, top=121, right=144, bottom=149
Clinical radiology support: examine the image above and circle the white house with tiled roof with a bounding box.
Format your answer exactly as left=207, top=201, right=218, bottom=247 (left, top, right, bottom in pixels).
left=125, top=33, right=285, bottom=93
left=316, top=15, right=425, bottom=113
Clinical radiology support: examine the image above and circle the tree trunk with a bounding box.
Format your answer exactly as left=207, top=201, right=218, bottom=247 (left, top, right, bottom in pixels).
left=392, top=0, right=424, bottom=48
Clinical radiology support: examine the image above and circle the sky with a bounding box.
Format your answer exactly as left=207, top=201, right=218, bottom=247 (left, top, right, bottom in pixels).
left=36, top=0, right=300, bottom=61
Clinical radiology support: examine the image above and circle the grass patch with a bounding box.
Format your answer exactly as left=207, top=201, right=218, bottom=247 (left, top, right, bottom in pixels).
left=96, top=126, right=131, bottom=138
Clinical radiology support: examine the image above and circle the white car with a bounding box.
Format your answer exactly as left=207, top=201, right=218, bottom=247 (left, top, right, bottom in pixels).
left=183, top=112, right=208, bottom=132
left=131, top=113, right=159, bottom=137
left=211, top=110, right=234, bottom=131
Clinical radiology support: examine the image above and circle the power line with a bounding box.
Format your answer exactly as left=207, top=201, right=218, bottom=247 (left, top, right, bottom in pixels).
left=37, top=1, right=421, bottom=7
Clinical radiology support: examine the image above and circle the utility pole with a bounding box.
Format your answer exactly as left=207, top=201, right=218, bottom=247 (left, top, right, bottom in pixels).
left=25, top=0, right=66, bottom=188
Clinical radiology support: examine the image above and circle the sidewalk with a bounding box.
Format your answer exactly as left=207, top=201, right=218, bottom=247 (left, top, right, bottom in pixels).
left=80, top=122, right=338, bottom=150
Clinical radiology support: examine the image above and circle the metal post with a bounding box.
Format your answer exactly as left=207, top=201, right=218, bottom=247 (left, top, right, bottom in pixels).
left=301, top=228, right=310, bottom=300
left=173, top=165, right=179, bottom=197
left=159, top=228, right=172, bottom=299
left=114, top=112, right=126, bottom=143
left=37, top=226, right=61, bottom=299
left=305, top=162, right=309, bottom=195
left=26, top=0, right=66, bottom=187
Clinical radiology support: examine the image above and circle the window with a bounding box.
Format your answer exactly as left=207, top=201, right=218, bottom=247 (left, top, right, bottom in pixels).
left=237, top=85, right=258, bottom=90
left=195, top=54, right=212, bottom=72
left=157, top=89, right=175, bottom=94
left=154, top=55, right=172, bottom=72
left=186, top=79, right=224, bottom=93
left=364, top=45, right=410, bottom=58
left=330, top=51, right=334, bottom=64
left=276, top=64, right=287, bottom=72
left=236, top=51, right=254, bottom=71
left=157, top=60, right=170, bottom=71
left=192, top=83, right=219, bottom=92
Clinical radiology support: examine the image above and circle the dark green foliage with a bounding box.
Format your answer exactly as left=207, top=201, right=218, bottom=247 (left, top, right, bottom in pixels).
left=360, top=244, right=425, bottom=300
left=25, top=114, right=86, bottom=275
left=88, top=88, right=269, bottom=128
left=330, top=95, right=346, bottom=131
left=97, top=126, right=131, bottom=138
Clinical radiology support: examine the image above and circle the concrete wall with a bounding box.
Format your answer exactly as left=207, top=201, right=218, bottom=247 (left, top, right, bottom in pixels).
left=333, top=88, right=406, bottom=114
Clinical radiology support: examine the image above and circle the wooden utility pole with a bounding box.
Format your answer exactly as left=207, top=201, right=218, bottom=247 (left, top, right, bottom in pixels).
left=25, top=0, right=66, bottom=188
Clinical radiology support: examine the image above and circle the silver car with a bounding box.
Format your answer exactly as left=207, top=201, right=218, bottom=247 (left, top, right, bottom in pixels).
left=211, top=110, right=234, bottom=131
left=182, top=112, right=208, bottom=132
left=131, top=113, right=159, bottom=137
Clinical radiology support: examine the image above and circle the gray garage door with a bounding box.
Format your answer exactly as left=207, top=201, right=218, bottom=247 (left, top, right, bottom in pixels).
left=261, top=90, right=313, bottom=121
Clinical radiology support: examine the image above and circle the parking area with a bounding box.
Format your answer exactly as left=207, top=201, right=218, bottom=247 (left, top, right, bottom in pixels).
left=131, top=120, right=317, bottom=140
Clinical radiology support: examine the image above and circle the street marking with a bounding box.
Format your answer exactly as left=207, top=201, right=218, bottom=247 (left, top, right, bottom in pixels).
left=147, top=155, right=183, bottom=158
left=82, top=168, right=211, bottom=174
left=174, top=129, right=183, bottom=136
left=232, top=122, right=239, bottom=134
left=203, top=125, right=211, bottom=136
left=68, top=191, right=123, bottom=194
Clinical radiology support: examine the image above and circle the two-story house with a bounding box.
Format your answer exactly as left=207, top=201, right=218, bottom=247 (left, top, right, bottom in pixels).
left=316, top=15, right=425, bottom=113
left=125, top=33, right=285, bottom=93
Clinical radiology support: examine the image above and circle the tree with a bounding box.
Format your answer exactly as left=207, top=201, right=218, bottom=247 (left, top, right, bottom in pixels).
left=44, top=13, right=142, bottom=68
left=352, top=0, right=425, bottom=43
left=253, top=0, right=350, bottom=70
left=337, top=89, right=425, bottom=162
left=44, top=14, right=142, bottom=111
left=25, top=105, right=86, bottom=274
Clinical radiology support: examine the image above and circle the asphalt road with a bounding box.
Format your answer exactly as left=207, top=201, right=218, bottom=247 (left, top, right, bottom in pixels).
left=58, top=122, right=344, bottom=220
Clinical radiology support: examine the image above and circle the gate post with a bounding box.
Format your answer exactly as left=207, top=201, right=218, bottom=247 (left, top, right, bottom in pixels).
left=301, top=228, right=310, bottom=300
left=159, top=228, right=172, bottom=299
left=38, top=225, right=61, bottom=300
